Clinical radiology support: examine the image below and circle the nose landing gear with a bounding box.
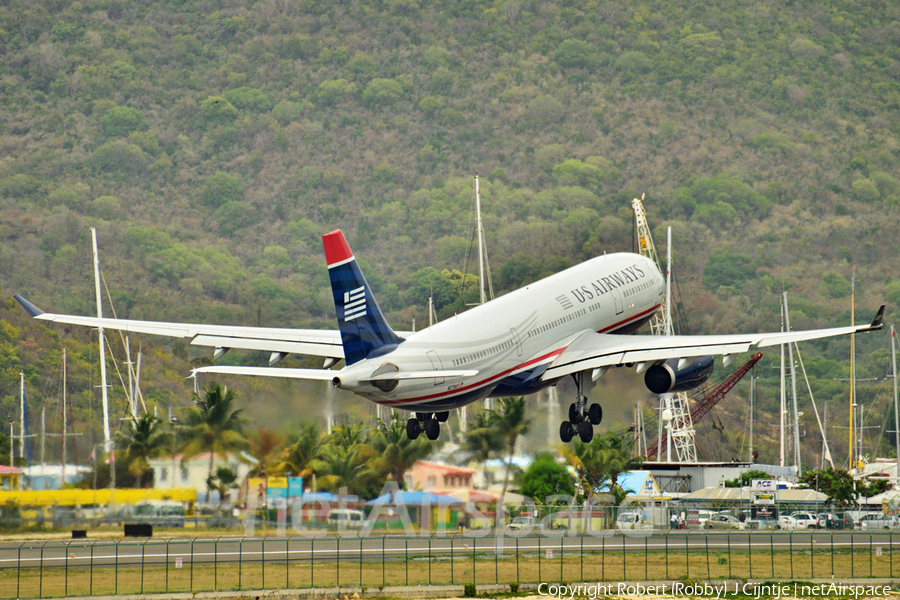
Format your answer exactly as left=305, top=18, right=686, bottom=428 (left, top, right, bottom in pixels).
left=406, top=411, right=449, bottom=440
left=559, top=372, right=602, bottom=443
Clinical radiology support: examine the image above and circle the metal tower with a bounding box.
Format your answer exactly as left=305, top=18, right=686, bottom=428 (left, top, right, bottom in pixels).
left=632, top=196, right=698, bottom=462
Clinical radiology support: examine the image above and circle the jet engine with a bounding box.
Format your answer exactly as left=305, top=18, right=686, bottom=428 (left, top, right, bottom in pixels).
left=643, top=356, right=714, bottom=394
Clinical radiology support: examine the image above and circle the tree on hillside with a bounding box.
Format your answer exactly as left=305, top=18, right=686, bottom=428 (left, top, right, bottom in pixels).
left=114, top=413, right=171, bottom=488
left=181, top=382, right=249, bottom=500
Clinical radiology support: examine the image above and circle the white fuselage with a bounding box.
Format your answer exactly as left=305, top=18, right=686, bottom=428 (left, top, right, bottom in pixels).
left=337, top=252, right=665, bottom=411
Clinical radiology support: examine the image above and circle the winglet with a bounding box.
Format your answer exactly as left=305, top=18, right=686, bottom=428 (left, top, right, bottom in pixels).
left=870, top=304, right=886, bottom=329
left=13, top=295, right=44, bottom=318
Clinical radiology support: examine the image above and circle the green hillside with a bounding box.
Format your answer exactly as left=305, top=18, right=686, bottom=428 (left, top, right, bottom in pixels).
left=1, top=0, right=899, bottom=468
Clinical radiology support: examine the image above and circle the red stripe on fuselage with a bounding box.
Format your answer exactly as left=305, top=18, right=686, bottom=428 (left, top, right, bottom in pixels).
left=379, top=303, right=661, bottom=407
left=322, top=230, right=354, bottom=266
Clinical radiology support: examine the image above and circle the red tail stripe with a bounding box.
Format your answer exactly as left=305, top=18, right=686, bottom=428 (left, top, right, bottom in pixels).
left=322, top=230, right=354, bottom=266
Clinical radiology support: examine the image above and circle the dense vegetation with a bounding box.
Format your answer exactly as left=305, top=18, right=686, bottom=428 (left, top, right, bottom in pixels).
left=1, top=0, right=899, bottom=470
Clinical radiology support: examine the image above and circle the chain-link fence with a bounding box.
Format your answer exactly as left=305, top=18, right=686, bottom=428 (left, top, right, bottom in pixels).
left=1, top=530, right=898, bottom=599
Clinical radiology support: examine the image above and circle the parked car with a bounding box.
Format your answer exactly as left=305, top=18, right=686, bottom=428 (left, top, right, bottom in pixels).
left=131, top=500, right=186, bottom=528
left=616, top=512, right=643, bottom=530
left=859, top=513, right=900, bottom=530
left=778, top=512, right=818, bottom=530
left=835, top=512, right=859, bottom=529
left=706, top=514, right=747, bottom=530
left=695, top=509, right=715, bottom=529
left=506, top=516, right=536, bottom=531
left=817, top=513, right=846, bottom=530
left=327, top=509, right=366, bottom=529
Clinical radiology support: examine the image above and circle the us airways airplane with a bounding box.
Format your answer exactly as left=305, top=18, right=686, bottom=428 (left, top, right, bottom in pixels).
left=15, top=230, right=884, bottom=444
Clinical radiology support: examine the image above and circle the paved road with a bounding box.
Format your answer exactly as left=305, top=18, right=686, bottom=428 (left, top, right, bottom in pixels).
left=1, top=531, right=898, bottom=569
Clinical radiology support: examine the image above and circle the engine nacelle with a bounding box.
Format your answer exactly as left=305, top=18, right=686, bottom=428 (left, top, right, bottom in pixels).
left=644, top=356, right=715, bottom=394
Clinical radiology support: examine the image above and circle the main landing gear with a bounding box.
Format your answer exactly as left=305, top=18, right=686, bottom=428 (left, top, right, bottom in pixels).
left=559, top=372, right=602, bottom=444
left=407, top=411, right=449, bottom=441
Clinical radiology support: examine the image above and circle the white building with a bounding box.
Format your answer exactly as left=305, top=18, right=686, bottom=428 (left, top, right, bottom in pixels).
left=23, top=464, right=92, bottom=490
left=148, top=452, right=255, bottom=497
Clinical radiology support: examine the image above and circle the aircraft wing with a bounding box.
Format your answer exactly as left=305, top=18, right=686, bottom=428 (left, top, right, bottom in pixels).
left=14, top=294, right=346, bottom=359
left=541, top=304, right=885, bottom=381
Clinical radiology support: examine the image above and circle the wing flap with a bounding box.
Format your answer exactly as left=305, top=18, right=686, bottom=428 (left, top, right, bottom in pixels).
left=191, top=335, right=344, bottom=358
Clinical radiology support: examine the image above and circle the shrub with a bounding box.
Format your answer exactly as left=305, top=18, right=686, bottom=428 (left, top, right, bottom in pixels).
left=362, top=78, right=404, bottom=107
left=223, top=87, right=272, bottom=113
left=102, top=106, right=148, bottom=137
left=201, top=173, right=244, bottom=208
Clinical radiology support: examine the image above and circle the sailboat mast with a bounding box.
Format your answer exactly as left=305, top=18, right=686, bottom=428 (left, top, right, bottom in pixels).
left=891, top=325, right=898, bottom=480
left=784, top=293, right=801, bottom=473
left=779, top=298, right=786, bottom=467
left=749, top=373, right=755, bottom=463
left=91, top=228, right=112, bottom=453
left=61, top=348, right=67, bottom=489
left=475, top=175, right=486, bottom=305
left=19, top=373, right=25, bottom=461
left=849, top=274, right=855, bottom=472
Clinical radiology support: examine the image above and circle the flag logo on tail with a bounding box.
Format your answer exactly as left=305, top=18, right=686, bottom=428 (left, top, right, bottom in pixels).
left=343, top=286, right=367, bottom=321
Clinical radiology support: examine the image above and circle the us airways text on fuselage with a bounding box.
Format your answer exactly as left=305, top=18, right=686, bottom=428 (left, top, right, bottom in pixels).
left=570, top=264, right=646, bottom=303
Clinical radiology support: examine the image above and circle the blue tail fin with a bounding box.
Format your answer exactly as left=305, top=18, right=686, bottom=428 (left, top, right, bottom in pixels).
left=323, top=230, right=403, bottom=365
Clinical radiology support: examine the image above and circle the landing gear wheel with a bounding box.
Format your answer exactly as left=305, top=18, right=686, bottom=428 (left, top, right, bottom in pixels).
left=559, top=421, right=575, bottom=443
left=435, top=411, right=450, bottom=423
left=406, top=418, right=421, bottom=440
left=568, top=403, right=582, bottom=424
left=577, top=420, right=594, bottom=443
left=424, top=418, right=440, bottom=441
left=588, top=404, right=603, bottom=425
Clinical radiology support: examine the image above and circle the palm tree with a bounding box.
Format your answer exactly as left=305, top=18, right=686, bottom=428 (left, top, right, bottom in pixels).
left=270, top=421, right=326, bottom=480
left=595, top=432, right=644, bottom=491
left=206, top=466, right=239, bottom=504
left=487, top=397, right=531, bottom=526
left=370, top=413, right=431, bottom=488
left=563, top=430, right=644, bottom=502
left=247, top=426, right=285, bottom=479
left=314, top=442, right=377, bottom=497
left=114, top=413, right=171, bottom=488
left=460, top=410, right=504, bottom=486
left=180, top=382, right=249, bottom=499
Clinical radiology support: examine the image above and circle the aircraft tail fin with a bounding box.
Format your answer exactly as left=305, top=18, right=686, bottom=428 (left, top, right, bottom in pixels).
left=323, top=230, right=403, bottom=365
